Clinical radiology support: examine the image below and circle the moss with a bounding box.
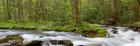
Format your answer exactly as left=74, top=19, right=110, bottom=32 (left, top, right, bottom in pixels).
left=77, top=22, right=106, bottom=37
left=0, top=35, right=23, bottom=44
left=0, top=21, right=106, bottom=37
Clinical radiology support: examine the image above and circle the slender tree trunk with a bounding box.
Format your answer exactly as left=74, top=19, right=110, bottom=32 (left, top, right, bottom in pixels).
left=13, top=0, right=17, bottom=21
left=71, top=0, right=81, bottom=25
left=35, top=0, right=45, bottom=21
left=111, top=0, right=118, bottom=25
left=35, top=1, right=38, bottom=21
left=137, top=0, right=140, bottom=21
left=17, top=0, right=23, bottom=21
left=35, top=0, right=42, bottom=21
left=29, top=0, right=33, bottom=20
left=6, top=0, right=11, bottom=20
left=40, top=0, right=45, bottom=21
left=2, top=0, right=6, bottom=21
left=71, top=0, right=81, bottom=34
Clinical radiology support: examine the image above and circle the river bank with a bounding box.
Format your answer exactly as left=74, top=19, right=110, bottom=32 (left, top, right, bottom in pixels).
left=0, top=21, right=106, bottom=37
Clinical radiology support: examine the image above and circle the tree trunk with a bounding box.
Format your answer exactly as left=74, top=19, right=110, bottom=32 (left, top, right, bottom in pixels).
left=35, top=1, right=38, bottom=21
left=29, top=0, right=33, bottom=20
left=17, top=0, right=23, bottom=21
left=40, top=0, right=45, bottom=21
left=2, top=0, right=6, bottom=21
left=71, top=0, right=81, bottom=25
left=71, top=0, right=81, bottom=34
left=111, top=0, right=118, bottom=25
left=137, top=0, right=140, bottom=21
left=6, top=0, right=11, bottom=20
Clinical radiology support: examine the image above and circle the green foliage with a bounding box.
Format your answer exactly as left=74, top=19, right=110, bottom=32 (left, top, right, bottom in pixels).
left=81, top=5, right=103, bottom=23
left=0, top=20, right=39, bottom=30
left=77, top=22, right=106, bottom=37
left=0, top=0, right=139, bottom=26
left=0, top=21, right=106, bottom=37
left=0, top=0, right=139, bottom=37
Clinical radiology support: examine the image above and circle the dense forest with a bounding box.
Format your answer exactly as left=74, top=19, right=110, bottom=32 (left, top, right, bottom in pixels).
left=0, top=0, right=140, bottom=46
left=0, top=0, right=140, bottom=36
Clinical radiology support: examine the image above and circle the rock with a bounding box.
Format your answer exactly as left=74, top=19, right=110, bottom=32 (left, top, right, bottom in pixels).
left=0, top=43, right=11, bottom=46
left=0, top=35, right=23, bottom=43
left=24, top=40, right=73, bottom=46
left=50, top=40, right=73, bottom=46
left=83, top=31, right=97, bottom=37
left=0, top=35, right=23, bottom=46
left=24, top=40, right=43, bottom=46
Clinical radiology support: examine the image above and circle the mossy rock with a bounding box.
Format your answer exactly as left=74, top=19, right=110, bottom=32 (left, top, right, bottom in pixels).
left=82, top=31, right=97, bottom=37
left=0, top=35, right=23, bottom=46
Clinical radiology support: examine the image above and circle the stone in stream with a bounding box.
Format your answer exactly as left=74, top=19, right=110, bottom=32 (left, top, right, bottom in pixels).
left=0, top=35, right=24, bottom=46
left=111, top=27, right=118, bottom=34
left=24, top=40, right=43, bottom=46
left=24, top=40, right=73, bottom=46
left=50, top=40, right=73, bottom=46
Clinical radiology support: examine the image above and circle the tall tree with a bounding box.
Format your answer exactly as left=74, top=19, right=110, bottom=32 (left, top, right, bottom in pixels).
left=17, top=0, right=23, bottom=21
left=2, top=0, right=6, bottom=21
left=5, top=0, right=12, bottom=20
left=137, top=0, right=140, bottom=21
left=71, top=0, right=81, bottom=34
left=71, top=0, right=81, bottom=25
left=111, top=0, right=118, bottom=25
left=29, top=0, right=33, bottom=20
left=35, top=0, right=45, bottom=21
left=40, top=0, right=46, bottom=21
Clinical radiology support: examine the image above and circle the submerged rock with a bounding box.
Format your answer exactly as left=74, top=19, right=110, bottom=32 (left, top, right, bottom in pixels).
left=24, top=40, right=73, bottom=46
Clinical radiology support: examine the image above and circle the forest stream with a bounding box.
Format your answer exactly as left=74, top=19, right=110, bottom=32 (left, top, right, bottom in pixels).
left=0, top=27, right=139, bottom=46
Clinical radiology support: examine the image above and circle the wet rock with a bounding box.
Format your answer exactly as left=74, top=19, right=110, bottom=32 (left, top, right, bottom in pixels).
left=24, top=40, right=73, bottom=46
left=83, top=31, right=97, bottom=37
left=0, top=35, right=23, bottom=46
left=0, top=35, right=23, bottom=43
left=111, top=27, right=118, bottom=34
left=50, top=40, right=73, bottom=46
left=24, top=40, right=43, bottom=46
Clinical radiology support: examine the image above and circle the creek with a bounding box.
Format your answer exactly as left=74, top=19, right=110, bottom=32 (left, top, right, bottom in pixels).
left=0, top=27, right=138, bottom=46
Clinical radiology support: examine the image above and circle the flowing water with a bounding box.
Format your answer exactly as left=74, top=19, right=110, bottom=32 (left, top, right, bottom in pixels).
left=0, top=27, right=139, bottom=46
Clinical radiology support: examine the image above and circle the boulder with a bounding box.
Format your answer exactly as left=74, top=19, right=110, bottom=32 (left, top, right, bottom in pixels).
left=50, top=40, right=73, bottom=46
left=24, top=40, right=73, bottom=46
left=0, top=35, right=23, bottom=46
left=24, top=40, right=43, bottom=46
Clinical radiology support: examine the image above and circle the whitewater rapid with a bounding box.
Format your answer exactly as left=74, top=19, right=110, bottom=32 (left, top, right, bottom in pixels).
left=0, top=27, right=139, bottom=46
